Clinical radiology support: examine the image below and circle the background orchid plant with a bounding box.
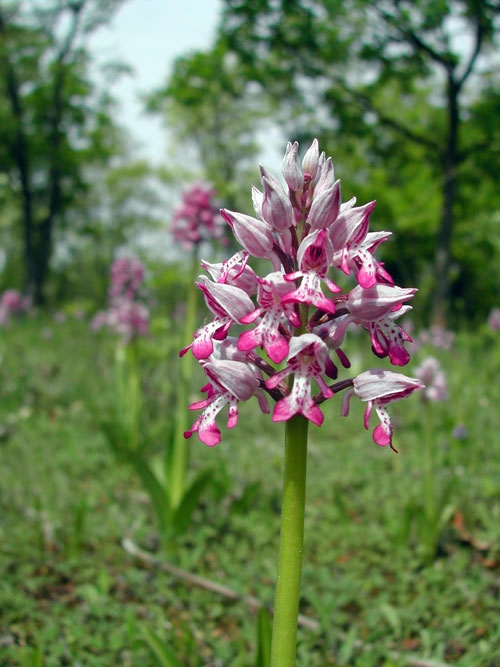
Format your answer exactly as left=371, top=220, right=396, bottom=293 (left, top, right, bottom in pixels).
left=181, top=139, right=423, bottom=665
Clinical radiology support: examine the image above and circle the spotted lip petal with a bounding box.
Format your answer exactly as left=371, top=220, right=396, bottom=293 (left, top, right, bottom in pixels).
left=266, top=334, right=335, bottom=425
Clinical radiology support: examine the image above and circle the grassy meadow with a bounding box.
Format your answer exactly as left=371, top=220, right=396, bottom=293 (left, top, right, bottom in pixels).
left=1, top=310, right=500, bottom=666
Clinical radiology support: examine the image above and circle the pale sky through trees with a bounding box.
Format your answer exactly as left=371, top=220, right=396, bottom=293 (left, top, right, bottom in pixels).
left=91, top=0, right=222, bottom=163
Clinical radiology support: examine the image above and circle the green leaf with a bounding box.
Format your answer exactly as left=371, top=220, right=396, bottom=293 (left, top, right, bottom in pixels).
left=100, top=417, right=171, bottom=531
left=21, top=645, right=43, bottom=667
left=338, top=625, right=358, bottom=665
left=379, top=603, right=402, bottom=637
left=137, top=626, right=184, bottom=667
left=172, top=469, right=213, bottom=535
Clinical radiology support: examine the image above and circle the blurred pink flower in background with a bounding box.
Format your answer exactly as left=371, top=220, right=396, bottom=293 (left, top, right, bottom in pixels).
left=414, top=356, right=448, bottom=402
left=109, top=257, right=145, bottom=301
left=417, top=324, right=455, bottom=350
left=92, top=257, right=149, bottom=343
left=0, top=289, right=31, bottom=326
left=487, top=307, right=500, bottom=331
left=172, top=183, right=225, bottom=250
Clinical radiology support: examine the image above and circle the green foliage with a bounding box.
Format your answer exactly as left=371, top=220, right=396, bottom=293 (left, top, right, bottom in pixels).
left=2, top=315, right=500, bottom=664
left=136, top=626, right=185, bottom=667
left=210, top=0, right=500, bottom=322
left=0, top=0, right=137, bottom=302
left=147, top=42, right=267, bottom=211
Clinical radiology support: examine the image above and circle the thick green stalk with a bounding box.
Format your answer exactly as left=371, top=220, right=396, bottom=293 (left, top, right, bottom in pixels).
left=167, top=250, right=199, bottom=510
left=270, top=414, right=309, bottom=667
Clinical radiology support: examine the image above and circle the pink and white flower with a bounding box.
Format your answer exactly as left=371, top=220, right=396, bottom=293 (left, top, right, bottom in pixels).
left=185, top=359, right=269, bottom=446
left=182, top=139, right=422, bottom=448
left=172, top=182, right=225, bottom=249
left=341, top=369, right=424, bottom=450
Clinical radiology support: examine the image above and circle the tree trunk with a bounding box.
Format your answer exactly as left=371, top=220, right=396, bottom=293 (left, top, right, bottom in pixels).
left=431, top=74, right=460, bottom=326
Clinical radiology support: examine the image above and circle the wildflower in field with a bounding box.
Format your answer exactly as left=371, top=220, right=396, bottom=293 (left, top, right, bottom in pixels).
left=418, top=324, right=455, bottom=350
left=487, top=307, right=500, bottom=331
left=109, top=257, right=145, bottom=301
left=182, top=139, right=423, bottom=451
left=452, top=423, right=468, bottom=440
left=0, top=289, right=31, bottom=326
left=414, top=356, right=448, bottom=402
left=92, top=257, right=149, bottom=343
left=172, top=182, right=226, bottom=250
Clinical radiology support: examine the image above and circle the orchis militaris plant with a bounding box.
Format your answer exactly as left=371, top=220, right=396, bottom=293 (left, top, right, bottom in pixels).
left=93, top=257, right=149, bottom=450
left=181, top=139, right=423, bottom=666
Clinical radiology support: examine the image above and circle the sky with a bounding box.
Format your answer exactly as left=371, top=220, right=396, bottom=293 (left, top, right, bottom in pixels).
left=90, top=0, right=223, bottom=164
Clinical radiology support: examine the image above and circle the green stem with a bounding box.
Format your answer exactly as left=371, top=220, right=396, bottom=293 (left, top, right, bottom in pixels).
left=167, top=250, right=199, bottom=510
left=422, top=404, right=437, bottom=560
left=126, top=340, right=141, bottom=449
left=270, top=414, right=309, bottom=667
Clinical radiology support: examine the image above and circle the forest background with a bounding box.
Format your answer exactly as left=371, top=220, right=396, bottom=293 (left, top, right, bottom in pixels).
left=2, top=1, right=500, bottom=666
left=1, top=0, right=499, bottom=325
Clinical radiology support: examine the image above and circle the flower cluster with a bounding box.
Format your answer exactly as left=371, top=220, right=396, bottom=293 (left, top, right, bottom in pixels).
left=172, top=183, right=225, bottom=250
left=92, top=257, right=149, bottom=343
left=181, top=140, right=423, bottom=450
left=0, top=289, right=31, bottom=326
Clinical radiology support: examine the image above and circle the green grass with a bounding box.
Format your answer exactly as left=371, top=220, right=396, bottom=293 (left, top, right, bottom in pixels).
left=1, top=314, right=500, bottom=666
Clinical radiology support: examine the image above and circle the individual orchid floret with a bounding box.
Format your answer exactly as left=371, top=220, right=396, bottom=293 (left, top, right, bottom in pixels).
left=185, top=359, right=268, bottom=446
left=347, top=284, right=417, bottom=321
left=312, top=156, right=335, bottom=198
left=201, top=251, right=258, bottom=295
left=266, top=334, right=337, bottom=426
left=368, top=307, right=414, bottom=366
left=342, top=284, right=415, bottom=365
left=307, top=179, right=341, bottom=232
left=210, top=337, right=251, bottom=363
left=330, top=199, right=393, bottom=288
left=283, top=229, right=340, bottom=314
left=301, top=138, right=320, bottom=181
left=282, top=141, right=303, bottom=193
left=238, top=272, right=301, bottom=363
left=260, top=171, right=295, bottom=231
left=181, top=276, right=255, bottom=360
left=341, top=368, right=424, bottom=450
left=259, top=173, right=295, bottom=254
left=221, top=209, right=280, bottom=269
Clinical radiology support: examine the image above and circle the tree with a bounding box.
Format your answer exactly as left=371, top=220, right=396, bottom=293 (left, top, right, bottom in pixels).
left=216, top=0, right=500, bottom=324
left=0, top=0, right=128, bottom=304
left=147, top=42, right=270, bottom=211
